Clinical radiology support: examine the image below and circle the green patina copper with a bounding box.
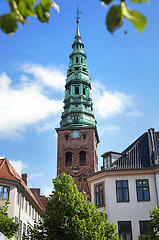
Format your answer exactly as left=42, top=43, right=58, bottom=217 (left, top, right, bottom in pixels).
left=60, top=21, right=96, bottom=128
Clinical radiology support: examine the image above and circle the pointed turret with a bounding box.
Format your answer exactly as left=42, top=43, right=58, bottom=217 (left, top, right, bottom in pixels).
left=60, top=19, right=97, bottom=129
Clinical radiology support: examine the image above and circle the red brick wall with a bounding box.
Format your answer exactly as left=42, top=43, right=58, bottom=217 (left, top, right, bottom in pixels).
left=57, top=128, right=98, bottom=194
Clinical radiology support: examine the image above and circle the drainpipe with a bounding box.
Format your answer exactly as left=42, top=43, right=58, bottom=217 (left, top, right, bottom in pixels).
left=153, top=167, right=159, bottom=207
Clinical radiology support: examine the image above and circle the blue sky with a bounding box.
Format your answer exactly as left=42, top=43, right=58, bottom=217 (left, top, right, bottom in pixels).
left=0, top=0, right=159, bottom=195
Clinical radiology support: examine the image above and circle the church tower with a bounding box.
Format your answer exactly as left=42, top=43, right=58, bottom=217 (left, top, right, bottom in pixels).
left=56, top=12, right=99, bottom=194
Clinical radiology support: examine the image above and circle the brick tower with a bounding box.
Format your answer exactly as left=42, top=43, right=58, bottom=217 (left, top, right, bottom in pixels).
left=56, top=13, right=99, bottom=194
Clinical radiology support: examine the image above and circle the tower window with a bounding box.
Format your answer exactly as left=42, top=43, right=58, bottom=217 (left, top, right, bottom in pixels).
left=76, top=57, right=78, bottom=63
left=83, top=134, right=86, bottom=139
left=79, top=151, right=86, bottom=166
left=83, top=88, right=86, bottom=95
left=75, top=86, right=79, bottom=94
left=66, top=152, right=72, bottom=166
left=65, top=135, right=68, bottom=140
left=81, top=58, right=83, bottom=63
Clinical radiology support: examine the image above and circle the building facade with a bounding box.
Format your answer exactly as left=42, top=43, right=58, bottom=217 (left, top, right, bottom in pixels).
left=56, top=18, right=99, bottom=194
left=87, top=128, right=159, bottom=240
left=0, top=157, right=46, bottom=240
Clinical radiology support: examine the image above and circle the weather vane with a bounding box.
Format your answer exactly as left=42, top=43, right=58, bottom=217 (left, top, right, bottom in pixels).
left=75, top=5, right=82, bottom=24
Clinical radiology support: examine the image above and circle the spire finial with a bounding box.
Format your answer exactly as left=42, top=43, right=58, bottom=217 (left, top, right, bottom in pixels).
left=75, top=5, right=82, bottom=24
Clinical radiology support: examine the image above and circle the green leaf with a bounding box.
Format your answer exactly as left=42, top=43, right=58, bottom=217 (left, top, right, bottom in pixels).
left=41, top=0, right=52, bottom=11
left=106, top=5, right=123, bottom=33
left=121, top=2, right=147, bottom=33
left=0, top=12, right=17, bottom=34
left=101, top=0, right=114, bottom=6
left=129, top=0, right=148, bottom=3
left=18, top=0, right=35, bottom=17
left=35, top=4, right=49, bottom=23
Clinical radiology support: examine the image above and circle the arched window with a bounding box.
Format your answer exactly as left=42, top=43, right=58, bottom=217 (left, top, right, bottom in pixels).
left=66, top=152, right=72, bottom=166
left=79, top=151, right=86, bottom=166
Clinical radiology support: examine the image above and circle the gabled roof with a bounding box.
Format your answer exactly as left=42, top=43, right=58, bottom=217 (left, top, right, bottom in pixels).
left=0, top=158, right=44, bottom=210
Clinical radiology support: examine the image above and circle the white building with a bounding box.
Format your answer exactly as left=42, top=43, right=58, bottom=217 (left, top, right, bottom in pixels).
left=0, top=157, right=46, bottom=240
left=87, top=128, right=159, bottom=240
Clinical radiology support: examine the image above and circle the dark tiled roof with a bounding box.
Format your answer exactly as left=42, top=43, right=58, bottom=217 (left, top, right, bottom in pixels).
left=109, top=129, right=159, bottom=170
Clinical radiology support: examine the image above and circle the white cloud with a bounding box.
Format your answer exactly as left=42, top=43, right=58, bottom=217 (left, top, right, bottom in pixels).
left=20, top=63, right=66, bottom=91
left=92, top=81, right=133, bottom=119
left=127, top=109, right=144, bottom=117
left=42, top=185, right=53, bottom=197
left=0, top=67, right=63, bottom=139
left=98, top=125, right=120, bottom=136
left=9, top=160, right=27, bottom=175
left=30, top=172, right=44, bottom=179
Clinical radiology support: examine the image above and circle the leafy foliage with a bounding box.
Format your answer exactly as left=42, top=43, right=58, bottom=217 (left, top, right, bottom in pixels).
left=23, top=173, right=118, bottom=240
left=0, top=200, right=19, bottom=239
left=1, top=0, right=148, bottom=35
left=138, top=205, right=159, bottom=240
left=101, top=0, right=148, bottom=33
left=0, top=0, right=59, bottom=35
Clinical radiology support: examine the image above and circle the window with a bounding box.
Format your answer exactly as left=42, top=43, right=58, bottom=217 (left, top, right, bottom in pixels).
left=83, top=134, right=86, bottom=139
left=83, top=88, right=86, bottom=95
left=95, top=183, right=104, bottom=207
left=25, top=200, right=28, bottom=213
left=79, top=151, right=86, bottom=166
left=75, top=86, right=79, bottom=94
left=17, top=190, right=20, bottom=204
left=0, top=185, right=9, bottom=199
left=19, top=220, right=22, bottom=239
left=21, top=196, right=24, bottom=209
left=76, top=57, right=78, bottom=63
left=66, top=152, right=72, bottom=166
left=23, top=223, right=26, bottom=236
left=65, top=135, right=68, bottom=140
left=116, top=180, right=129, bottom=202
left=81, top=58, right=83, bottom=63
left=15, top=217, right=18, bottom=237
left=118, top=221, right=132, bottom=240
left=136, top=179, right=150, bottom=201
left=29, top=203, right=31, bottom=216
left=139, top=221, right=150, bottom=236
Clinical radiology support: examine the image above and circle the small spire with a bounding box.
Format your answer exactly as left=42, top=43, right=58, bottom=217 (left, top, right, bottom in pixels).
left=75, top=6, right=82, bottom=39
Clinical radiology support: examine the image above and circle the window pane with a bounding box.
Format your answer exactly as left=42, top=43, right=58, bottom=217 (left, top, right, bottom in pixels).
left=122, top=181, right=128, bottom=188
left=139, top=221, right=150, bottom=235
left=137, top=180, right=142, bottom=187
left=118, top=221, right=132, bottom=240
left=143, top=180, right=148, bottom=187
left=143, top=188, right=150, bottom=201
left=123, top=189, right=129, bottom=201
left=137, top=188, right=143, bottom=201
left=117, top=181, right=121, bottom=188
left=95, top=184, right=104, bottom=206
left=117, top=189, right=122, bottom=202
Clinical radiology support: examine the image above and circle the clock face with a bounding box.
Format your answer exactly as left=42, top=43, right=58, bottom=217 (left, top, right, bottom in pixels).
left=71, top=131, right=80, bottom=139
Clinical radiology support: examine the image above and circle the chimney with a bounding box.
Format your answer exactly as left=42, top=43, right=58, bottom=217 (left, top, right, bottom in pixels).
left=22, top=173, right=28, bottom=186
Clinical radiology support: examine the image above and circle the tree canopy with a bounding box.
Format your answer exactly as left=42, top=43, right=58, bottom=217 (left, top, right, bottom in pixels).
left=0, top=200, right=19, bottom=239
left=23, top=173, right=118, bottom=240
left=1, top=0, right=148, bottom=35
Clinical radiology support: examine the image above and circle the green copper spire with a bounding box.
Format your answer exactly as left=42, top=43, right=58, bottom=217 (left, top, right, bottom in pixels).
left=60, top=10, right=96, bottom=129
